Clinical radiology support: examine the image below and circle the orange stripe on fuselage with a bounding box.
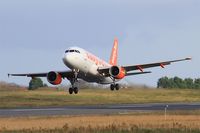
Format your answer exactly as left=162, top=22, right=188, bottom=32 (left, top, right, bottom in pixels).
left=86, top=52, right=108, bottom=67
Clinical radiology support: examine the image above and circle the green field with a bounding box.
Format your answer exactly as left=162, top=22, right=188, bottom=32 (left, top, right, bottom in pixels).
left=0, top=86, right=200, bottom=108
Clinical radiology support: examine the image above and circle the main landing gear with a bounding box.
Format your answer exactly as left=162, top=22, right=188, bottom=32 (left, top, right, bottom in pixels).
left=110, top=77, right=120, bottom=91
left=110, top=83, right=120, bottom=91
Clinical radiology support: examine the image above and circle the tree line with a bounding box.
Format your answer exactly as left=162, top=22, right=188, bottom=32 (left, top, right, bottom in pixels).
left=29, top=78, right=47, bottom=90
left=28, top=77, right=200, bottom=90
left=157, top=76, right=200, bottom=89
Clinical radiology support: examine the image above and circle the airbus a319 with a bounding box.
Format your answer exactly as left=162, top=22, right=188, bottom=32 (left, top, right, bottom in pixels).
left=8, top=38, right=191, bottom=94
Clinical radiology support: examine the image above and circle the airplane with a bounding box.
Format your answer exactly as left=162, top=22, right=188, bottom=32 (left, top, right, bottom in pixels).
left=8, top=38, right=191, bottom=94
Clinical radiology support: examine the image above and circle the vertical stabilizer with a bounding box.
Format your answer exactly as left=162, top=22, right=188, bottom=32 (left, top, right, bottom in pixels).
left=109, top=38, right=118, bottom=66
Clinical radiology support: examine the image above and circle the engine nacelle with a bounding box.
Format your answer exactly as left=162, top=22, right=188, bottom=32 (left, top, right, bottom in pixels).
left=109, top=66, right=126, bottom=79
left=47, top=71, right=62, bottom=85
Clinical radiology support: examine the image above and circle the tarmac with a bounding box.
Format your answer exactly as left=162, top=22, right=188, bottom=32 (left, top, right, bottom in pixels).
left=0, top=103, right=200, bottom=117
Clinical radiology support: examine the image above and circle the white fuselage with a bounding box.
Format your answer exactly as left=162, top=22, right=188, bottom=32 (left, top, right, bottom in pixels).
left=62, top=47, right=114, bottom=84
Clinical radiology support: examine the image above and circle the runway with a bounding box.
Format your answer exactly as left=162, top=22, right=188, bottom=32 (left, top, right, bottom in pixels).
left=0, top=103, right=200, bottom=117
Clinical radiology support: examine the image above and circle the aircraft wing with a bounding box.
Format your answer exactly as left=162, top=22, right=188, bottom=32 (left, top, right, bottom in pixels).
left=123, top=57, right=191, bottom=72
left=8, top=71, right=75, bottom=79
left=98, top=57, right=191, bottom=76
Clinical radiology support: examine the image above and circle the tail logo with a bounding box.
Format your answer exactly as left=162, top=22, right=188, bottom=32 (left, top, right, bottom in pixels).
left=109, top=38, right=118, bottom=66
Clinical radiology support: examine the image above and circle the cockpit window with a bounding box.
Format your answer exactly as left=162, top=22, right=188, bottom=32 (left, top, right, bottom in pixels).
left=65, top=49, right=80, bottom=53
left=75, top=50, right=80, bottom=53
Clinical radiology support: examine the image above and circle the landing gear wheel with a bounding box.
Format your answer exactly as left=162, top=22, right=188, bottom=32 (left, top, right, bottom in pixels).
left=69, top=87, right=73, bottom=94
left=115, top=84, right=120, bottom=90
left=74, top=87, right=78, bottom=94
left=110, top=84, right=115, bottom=91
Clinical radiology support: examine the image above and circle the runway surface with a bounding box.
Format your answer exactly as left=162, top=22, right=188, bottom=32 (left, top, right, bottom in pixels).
left=0, top=103, right=200, bottom=117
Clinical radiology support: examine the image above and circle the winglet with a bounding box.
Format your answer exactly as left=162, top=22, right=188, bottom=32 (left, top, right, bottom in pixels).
left=109, top=38, right=118, bottom=66
left=185, top=57, right=192, bottom=60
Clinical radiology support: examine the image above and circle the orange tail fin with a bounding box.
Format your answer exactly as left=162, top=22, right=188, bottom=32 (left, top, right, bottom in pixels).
left=109, top=38, right=118, bottom=66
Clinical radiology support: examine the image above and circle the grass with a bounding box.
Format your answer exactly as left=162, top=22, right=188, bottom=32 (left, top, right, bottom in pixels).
left=1, top=113, right=200, bottom=133
left=2, top=126, right=200, bottom=133
left=1, top=87, right=200, bottom=108
left=1, top=83, right=200, bottom=133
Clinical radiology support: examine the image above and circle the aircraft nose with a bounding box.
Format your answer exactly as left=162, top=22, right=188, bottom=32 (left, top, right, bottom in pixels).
left=63, top=53, right=72, bottom=64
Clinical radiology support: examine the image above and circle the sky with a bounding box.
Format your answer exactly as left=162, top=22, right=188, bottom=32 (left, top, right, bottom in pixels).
left=0, top=0, right=199, bottom=87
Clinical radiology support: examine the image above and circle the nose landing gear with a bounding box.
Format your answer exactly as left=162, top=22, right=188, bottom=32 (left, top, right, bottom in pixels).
left=68, top=69, right=79, bottom=95
left=69, top=87, right=79, bottom=94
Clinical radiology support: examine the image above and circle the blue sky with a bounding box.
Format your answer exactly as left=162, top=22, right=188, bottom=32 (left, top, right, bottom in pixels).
left=0, top=0, right=199, bottom=87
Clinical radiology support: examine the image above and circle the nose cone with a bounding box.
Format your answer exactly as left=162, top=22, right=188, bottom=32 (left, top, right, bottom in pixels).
left=63, top=53, right=74, bottom=69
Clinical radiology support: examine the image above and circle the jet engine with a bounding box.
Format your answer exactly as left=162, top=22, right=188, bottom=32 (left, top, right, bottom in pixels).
left=109, top=66, right=126, bottom=79
left=47, top=71, right=62, bottom=85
